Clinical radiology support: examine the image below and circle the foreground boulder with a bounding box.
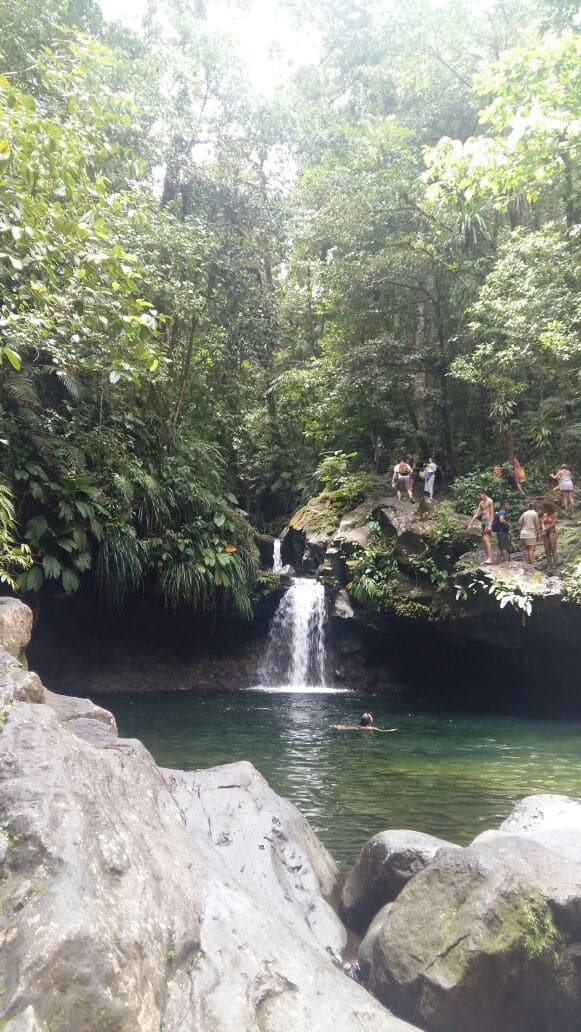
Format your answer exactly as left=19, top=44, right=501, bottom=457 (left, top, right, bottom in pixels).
left=341, top=829, right=460, bottom=934
left=0, top=601, right=418, bottom=1032
left=368, top=810, right=581, bottom=1032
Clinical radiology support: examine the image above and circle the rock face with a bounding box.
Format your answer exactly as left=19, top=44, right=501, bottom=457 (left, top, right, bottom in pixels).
left=341, top=829, right=460, bottom=934
left=367, top=798, right=581, bottom=1032
left=0, top=604, right=419, bottom=1032
left=165, top=762, right=346, bottom=957
left=0, top=598, right=33, bottom=664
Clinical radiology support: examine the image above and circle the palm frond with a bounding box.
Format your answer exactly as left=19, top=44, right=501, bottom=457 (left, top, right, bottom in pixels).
left=55, top=370, right=82, bottom=399
left=95, top=527, right=144, bottom=611
left=4, top=374, right=40, bottom=408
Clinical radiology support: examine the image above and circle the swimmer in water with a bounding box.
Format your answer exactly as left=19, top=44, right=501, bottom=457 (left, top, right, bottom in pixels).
left=333, top=712, right=399, bottom=733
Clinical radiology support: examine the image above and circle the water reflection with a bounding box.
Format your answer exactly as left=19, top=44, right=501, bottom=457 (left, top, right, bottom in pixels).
left=104, top=689, right=581, bottom=868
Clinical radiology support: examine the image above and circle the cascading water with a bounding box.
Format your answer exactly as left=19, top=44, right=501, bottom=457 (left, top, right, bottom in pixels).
left=272, top=538, right=282, bottom=573
left=256, top=577, right=328, bottom=690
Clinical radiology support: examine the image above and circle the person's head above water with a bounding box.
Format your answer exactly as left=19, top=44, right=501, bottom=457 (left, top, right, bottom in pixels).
left=360, top=712, right=374, bottom=727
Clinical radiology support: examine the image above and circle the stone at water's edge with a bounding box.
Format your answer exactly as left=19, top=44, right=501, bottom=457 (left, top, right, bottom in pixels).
left=0, top=602, right=420, bottom=1032
left=367, top=804, right=581, bottom=1032
left=0, top=598, right=33, bottom=664
left=165, top=761, right=347, bottom=956
left=340, top=829, right=461, bottom=934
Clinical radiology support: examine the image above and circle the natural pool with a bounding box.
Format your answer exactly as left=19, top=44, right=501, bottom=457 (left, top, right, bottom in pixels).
left=104, top=687, right=581, bottom=868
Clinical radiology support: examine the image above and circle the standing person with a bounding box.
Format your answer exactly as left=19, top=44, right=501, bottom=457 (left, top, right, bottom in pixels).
left=423, top=457, right=438, bottom=501
left=550, top=465, right=574, bottom=509
left=495, top=500, right=511, bottom=562
left=466, top=490, right=494, bottom=564
left=513, top=457, right=526, bottom=498
left=541, top=502, right=558, bottom=574
left=392, top=458, right=413, bottom=502
left=518, top=502, right=540, bottom=566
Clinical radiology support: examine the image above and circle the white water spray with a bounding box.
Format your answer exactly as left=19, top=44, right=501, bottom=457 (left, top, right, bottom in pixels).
left=272, top=538, right=282, bottom=573
left=256, top=577, right=329, bottom=690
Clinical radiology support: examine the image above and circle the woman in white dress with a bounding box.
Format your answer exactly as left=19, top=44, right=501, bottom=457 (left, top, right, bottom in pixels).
left=422, top=457, right=438, bottom=501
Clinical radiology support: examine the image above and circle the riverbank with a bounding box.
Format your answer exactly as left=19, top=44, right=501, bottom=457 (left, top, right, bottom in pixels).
left=3, top=599, right=581, bottom=1032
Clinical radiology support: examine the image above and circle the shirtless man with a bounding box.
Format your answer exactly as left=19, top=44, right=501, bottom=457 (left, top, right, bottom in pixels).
left=466, top=490, right=494, bottom=564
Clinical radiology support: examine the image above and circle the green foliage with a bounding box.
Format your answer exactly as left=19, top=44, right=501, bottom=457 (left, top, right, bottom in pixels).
left=407, top=554, right=449, bottom=590
left=451, top=465, right=544, bottom=516
left=0, top=0, right=578, bottom=622
left=456, top=571, right=535, bottom=620
left=425, top=501, right=459, bottom=546
left=347, top=545, right=400, bottom=610
left=562, top=559, right=581, bottom=605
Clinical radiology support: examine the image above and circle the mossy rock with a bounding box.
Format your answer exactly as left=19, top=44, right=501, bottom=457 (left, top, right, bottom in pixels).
left=370, top=836, right=581, bottom=1032
left=289, top=494, right=338, bottom=535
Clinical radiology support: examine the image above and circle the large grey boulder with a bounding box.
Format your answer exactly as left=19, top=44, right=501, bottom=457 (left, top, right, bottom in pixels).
left=0, top=599, right=33, bottom=663
left=0, top=699, right=204, bottom=1032
left=474, top=793, right=581, bottom=864
left=341, top=829, right=460, bottom=934
left=369, top=834, right=581, bottom=1032
left=0, top=607, right=420, bottom=1032
left=165, top=761, right=346, bottom=956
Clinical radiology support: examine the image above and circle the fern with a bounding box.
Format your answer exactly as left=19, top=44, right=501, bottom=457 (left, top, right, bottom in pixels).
left=95, top=527, right=144, bottom=611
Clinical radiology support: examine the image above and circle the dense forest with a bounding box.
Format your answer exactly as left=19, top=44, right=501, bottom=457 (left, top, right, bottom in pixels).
left=0, top=0, right=579, bottom=617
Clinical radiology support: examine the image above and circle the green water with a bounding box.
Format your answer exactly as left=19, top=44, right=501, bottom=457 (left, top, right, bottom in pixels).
left=105, top=688, right=581, bottom=868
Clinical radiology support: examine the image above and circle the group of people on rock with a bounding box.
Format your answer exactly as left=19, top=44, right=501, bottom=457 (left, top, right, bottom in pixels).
left=467, top=491, right=561, bottom=574
left=391, top=455, right=438, bottom=503
left=386, top=445, right=573, bottom=574
left=492, top=458, right=575, bottom=510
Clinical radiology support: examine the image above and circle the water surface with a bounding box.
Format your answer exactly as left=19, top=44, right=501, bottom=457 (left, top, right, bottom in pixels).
left=105, top=689, right=581, bottom=868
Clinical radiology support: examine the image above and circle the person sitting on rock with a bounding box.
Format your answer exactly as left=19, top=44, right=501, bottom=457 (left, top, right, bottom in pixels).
left=392, top=459, right=413, bottom=502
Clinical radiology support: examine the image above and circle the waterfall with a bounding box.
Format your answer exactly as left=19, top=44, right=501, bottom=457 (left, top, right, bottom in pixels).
left=272, top=538, right=282, bottom=573
left=257, top=578, right=328, bottom=689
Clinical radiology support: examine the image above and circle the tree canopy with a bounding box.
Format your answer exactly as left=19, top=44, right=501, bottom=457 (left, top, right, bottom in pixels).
left=0, top=0, right=578, bottom=609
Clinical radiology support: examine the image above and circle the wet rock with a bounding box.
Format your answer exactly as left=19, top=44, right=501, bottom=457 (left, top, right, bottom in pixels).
left=341, top=829, right=459, bottom=933
left=332, top=588, right=355, bottom=620
left=318, top=545, right=343, bottom=581
left=369, top=834, right=581, bottom=1032
left=256, top=532, right=275, bottom=568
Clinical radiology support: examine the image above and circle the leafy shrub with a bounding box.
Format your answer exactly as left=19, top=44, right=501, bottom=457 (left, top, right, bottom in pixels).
left=347, top=545, right=399, bottom=611
left=452, top=464, right=544, bottom=517
left=315, top=452, right=371, bottom=512
left=424, top=501, right=458, bottom=547
left=562, top=559, right=581, bottom=605
left=0, top=483, right=31, bottom=589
